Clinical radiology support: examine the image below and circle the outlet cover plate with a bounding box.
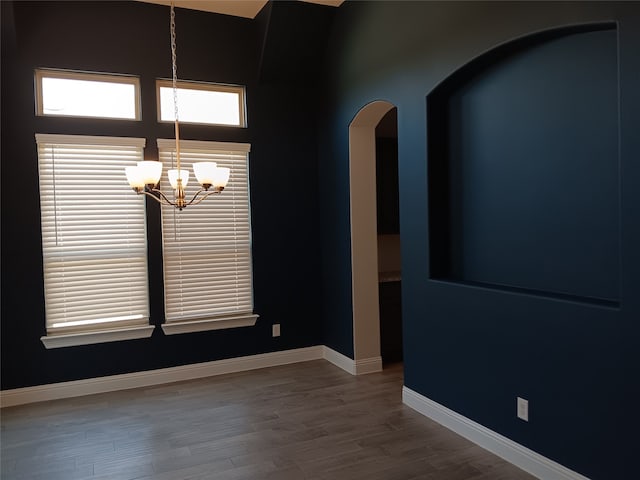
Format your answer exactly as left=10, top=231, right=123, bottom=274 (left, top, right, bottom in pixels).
left=517, top=397, right=529, bottom=421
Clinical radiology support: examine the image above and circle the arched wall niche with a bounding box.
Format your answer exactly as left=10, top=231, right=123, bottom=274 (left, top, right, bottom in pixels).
left=426, top=22, right=620, bottom=307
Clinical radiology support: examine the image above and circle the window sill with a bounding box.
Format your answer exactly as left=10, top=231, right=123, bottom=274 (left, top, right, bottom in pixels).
left=40, top=325, right=155, bottom=349
left=161, top=314, right=258, bottom=335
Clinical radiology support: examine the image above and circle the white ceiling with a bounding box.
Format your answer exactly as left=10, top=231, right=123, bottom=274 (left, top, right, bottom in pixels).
left=136, top=0, right=344, bottom=19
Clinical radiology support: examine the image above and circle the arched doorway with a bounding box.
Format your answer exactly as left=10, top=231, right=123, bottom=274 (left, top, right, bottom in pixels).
left=348, top=100, right=397, bottom=373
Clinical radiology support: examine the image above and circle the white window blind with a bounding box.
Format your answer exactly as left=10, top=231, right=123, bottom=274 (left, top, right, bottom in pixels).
left=157, top=139, right=255, bottom=330
left=36, top=134, right=150, bottom=336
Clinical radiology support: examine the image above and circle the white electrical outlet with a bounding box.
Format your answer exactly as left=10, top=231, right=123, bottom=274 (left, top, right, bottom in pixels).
left=272, top=324, right=281, bottom=337
left=517, top=397, right=529, bottom=422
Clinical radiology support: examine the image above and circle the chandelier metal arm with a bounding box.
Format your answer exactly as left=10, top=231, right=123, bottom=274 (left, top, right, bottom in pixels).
left=134, top=186, right=223, bottom=210
left=184, top=188, right=223, bottom=206
left=139, top=188, right=175, bottom=206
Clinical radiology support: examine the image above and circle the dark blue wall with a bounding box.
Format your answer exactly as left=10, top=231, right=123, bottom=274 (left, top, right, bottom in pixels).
left=320, top=1, right=640, bottom=479
left=3, top=1, right=640, bottom=477
left=0, top=1, right=328, bottom=389
left=429, top=25, right=620, bottom=304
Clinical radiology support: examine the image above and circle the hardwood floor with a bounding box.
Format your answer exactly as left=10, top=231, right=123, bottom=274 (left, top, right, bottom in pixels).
left=1, top=360, right=536, bottom=480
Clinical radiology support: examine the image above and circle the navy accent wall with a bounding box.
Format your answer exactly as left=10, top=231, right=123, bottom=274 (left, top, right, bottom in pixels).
left=258, top=0, right=335, bottom=83
left=429, top=25, right=620, bottom=305
left=321, top=1, right=640, bottom=479
left=0, top=1, right=330, bottom=389
left=317, top=110, right=355, bottom=357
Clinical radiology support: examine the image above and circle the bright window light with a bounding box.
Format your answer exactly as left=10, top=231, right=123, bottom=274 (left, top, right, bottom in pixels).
left=157, top=80, right=245, bottom=127
left=35, top=69, right=140, bottom=120
left=51, top=314, right=145, bottom=329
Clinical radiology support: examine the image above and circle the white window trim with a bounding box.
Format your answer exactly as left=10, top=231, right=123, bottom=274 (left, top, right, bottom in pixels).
left=161, top=314, right=258, bottom=336
left=156, top=139, right=251, bottom=153
left=35, top=133, right=145, bottom=146
left=35, top=69, right=142, bottom=120
left=41, top=325, right=155, bottom=349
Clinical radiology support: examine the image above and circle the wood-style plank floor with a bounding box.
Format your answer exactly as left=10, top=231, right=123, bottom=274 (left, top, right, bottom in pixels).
left=1, top=360, right=536, bottom=480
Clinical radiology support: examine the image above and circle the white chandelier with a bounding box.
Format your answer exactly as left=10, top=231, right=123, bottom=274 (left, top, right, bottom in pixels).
left=125, top=0, right=229, bottom=210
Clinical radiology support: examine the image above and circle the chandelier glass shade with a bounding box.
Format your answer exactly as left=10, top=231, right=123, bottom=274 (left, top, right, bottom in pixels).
left=125, top=0, right=229, bottom=210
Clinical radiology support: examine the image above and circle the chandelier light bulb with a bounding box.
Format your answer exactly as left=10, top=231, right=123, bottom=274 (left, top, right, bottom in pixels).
left=137, top=161, right=163, bottom=186
left=168, top=169, right=190, bottom=190
left=125, top=166, right=146, bottom=189
left=193, top=162, right=217, bottom=186
left=213, top=167, right=230, bottom=188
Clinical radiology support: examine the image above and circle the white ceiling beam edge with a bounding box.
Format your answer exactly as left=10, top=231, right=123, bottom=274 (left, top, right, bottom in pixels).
left=136, top=0, right=344, bottom=19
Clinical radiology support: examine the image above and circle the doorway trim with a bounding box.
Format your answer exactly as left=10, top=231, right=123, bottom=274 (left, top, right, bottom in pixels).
left=348, top=100, right=396, bottom=373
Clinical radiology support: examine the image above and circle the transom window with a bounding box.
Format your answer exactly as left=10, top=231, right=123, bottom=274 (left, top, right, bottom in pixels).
left=35, top=69, right=141, bottom=120
left=156, top=79, right=246, bottom=127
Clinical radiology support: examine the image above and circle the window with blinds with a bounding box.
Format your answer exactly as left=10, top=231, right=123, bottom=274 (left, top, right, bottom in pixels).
left=157, top=139, right=257, bottom=334
left=36, top=134, right=152, bottom=347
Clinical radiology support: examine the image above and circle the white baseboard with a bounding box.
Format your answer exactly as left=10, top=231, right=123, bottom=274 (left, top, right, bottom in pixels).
left=323, top=346, right=357, bottom=374
left=322, top=346, right=382, bottom=375
left=0, top=346, right=381, bottom=408
left=402, top=387, right=590, bottom=480
left=355, top=355, right=383, bottom=374
left=0, top=346, right=324, bottom=408
left=0, top=344, right=385, bottom=408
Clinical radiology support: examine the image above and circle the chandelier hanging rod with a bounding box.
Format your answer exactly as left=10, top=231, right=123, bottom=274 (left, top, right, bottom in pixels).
left=125, top=0, right=230, bottom=210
